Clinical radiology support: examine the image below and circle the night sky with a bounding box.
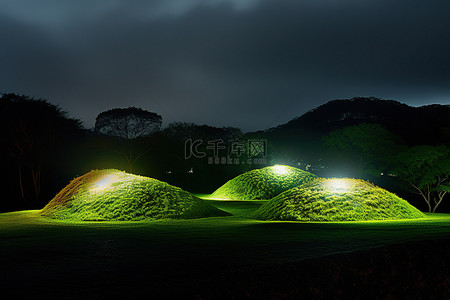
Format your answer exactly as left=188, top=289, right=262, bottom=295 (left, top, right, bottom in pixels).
left=1, top=0, right=450, bottom=131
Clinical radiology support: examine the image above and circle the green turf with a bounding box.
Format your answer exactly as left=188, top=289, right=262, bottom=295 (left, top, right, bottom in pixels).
left=254, top=178, right=426, bottom=221
left=1, top=205, right=449, bottom=299
left=0, top=203, right=449, bottom=259
left=40, top=169, right=230, bottom=221
left=210, top=165, right=317, bottom=200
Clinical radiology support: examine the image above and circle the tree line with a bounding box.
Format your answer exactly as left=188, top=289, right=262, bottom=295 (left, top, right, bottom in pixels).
left=1, top=93, right=448, bottom=213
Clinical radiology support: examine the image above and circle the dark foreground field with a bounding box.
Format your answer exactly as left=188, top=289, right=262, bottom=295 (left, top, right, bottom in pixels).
left=1, top=199, right=449, bottom=299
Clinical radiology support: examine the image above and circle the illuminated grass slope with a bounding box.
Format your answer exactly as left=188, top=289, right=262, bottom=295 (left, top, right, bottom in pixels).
left=41, top=169, right=230, bottom=221
left=210, top=165, right=317, bottom=200
left=255, top=178, right=426, bottom=221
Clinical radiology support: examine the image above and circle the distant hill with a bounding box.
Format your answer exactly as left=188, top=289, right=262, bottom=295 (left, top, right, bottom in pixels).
left=269, top=97, right=450, bottom=145
left=41, top=169, right=230, bottom=221
left=210, top=165, right=317, bottom=200
left=254, top=178, right=425, bottom=221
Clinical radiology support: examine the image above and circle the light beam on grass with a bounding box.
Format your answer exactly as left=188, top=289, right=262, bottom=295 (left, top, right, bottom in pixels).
left=272, top=165, right=290, bottom=175
left=92, top=174, right=120, bottom=192
left=323, top=178, right=353, bottom=194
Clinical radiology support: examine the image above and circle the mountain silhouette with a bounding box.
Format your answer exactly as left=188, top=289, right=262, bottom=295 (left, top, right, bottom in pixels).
left=270, top=97, right=450, bottom=145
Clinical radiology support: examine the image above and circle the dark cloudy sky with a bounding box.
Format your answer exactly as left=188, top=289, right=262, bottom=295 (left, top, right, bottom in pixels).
left=1, top=0, right=450, bottom=131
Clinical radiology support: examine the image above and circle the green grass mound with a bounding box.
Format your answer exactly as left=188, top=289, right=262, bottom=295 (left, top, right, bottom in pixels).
left=255, top=178, right=426, bottom=221
left=41, top=169, right=230, bottom=221
left=210, top=165, right=317, bottom=200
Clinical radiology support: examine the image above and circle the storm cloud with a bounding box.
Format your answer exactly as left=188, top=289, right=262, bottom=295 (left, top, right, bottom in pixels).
left=1, top=0, right=449, bottom=131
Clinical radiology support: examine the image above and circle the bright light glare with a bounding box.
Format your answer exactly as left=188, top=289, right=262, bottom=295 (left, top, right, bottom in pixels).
left=272, top=165, right=290, bottom=175
left=324, top=179, right=352, bottom=193
left=92, top=174, right=119, bottom=192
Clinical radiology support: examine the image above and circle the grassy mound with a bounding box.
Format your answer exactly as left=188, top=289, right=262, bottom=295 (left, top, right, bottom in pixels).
left=255, top=178, right=425, bottom=221
left=41, top=169, right=230, bottom=221
left=210, top=165, right=317, bottom=200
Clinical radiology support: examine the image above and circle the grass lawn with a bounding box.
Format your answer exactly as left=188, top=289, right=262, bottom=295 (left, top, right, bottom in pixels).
left=1, top=196, right=449, bottom=299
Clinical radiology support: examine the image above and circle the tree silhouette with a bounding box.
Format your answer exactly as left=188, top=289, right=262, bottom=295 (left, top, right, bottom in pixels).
left=393, top=145, right=450, bottom=212
left=1, top=93, right=83, bottom=207
left=323, top=123, right=404, bottom=176
left=94, top=107, right=162, bottom=172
